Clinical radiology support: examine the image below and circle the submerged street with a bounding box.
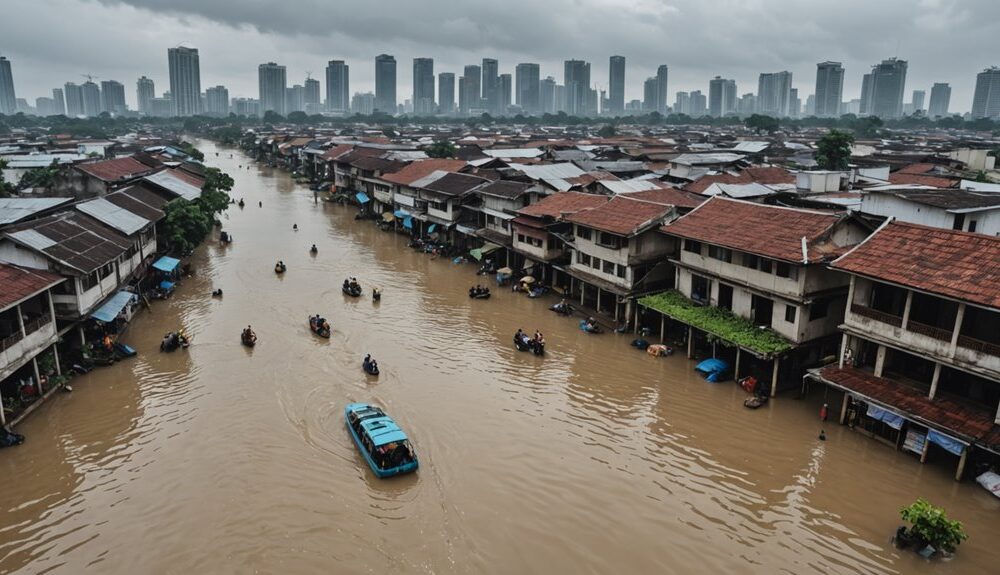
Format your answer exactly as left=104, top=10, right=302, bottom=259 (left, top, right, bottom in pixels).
left=1, top=138, right=998, bottom=574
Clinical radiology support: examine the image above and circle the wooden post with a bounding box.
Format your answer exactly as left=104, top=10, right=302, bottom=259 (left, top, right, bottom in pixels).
left=955, top=448, right=969, bottom=481
left=839, top=393, right=850, bottom=424
left=659, top=314, right=666, bottom=342
left=734, top=349, right=742, bottom=380
left=770, top=357, right=780, bottom=397
left=920, top=436, right=931, bottom=463
left=687, top=327, right=694, bottom=359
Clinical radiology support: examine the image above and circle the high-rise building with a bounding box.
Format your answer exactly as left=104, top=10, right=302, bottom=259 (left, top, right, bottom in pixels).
left=689, top=90, right=707, bottom=117
left=859, top=73, right=874, bottom=115
left=351, top=92, right=375, bottom=115
left=167, top=46, right=201, bottom=116
left=258, top=62, right=287, bottom=115
left=150, top=96, right=173, bottom=117
left=480, top=58, right=499, bottom=115
left=708, top=76, right=736, bottom=117
left=437, top=73, right=455, bottom=115
left=374, top=54, right=396, bottom=114
left=540, top=76, right=556, bottom=114
left=789, top=88, right=801, bottom=117
left=911, top=90, right=926, bottom=114
left=674, top=91, right=690, bottom=115
left=35, top=97, right=56, bottom=116
left=461, top=65, right=481, bottom=113
left=499, top=73, right=512, bottom=114
left=136, top=76, right=155, bottom=115
left=928, top=83, right=951, bottom=117
left=0, top=56, right=16, bottom=115
left=757, top=71, right=792, bottom=117
left=738, top=93, right=758, bottom=116
left=325, top=60, right=349, bottom=113
left=286, top=85, right=305, bottom=113
left=412, top=57, right=435, bottom=115
left=81, top=81, right=101, bottom=117
left=971, top=66, right=1000, bottom=119
left=643, top=78, right=658, bottom=112
left=515, top=63, right=540, bottom=114
left=804, top=94, right=816, bottom=116
left=64, top=83, right=84, bottom=116
left=564, top=59, right=591, bottom=115
left=304, top=77, right=321, bottom=112
left=51, top=88, right=65, bottom=115
left=608, top=56, right=625, bottom=115
left=869, top=58, right=907, bottom=119
left=231, top=98, right=259, bottom=117
left=100, top=80, right=126, bottom=114
left=655, top=65, right=669, bottom=113
left=814, top=61, right=844, bottom=117
left=205, top=85, right=229, bottom=116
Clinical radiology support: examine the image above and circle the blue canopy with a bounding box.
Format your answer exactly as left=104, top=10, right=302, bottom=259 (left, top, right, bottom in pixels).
left=91, top=291, right=134, bottom=322
left=355, top=191, right=370, bottom=204
left=403, top=217, right=413, bottom=229
left=866, top=404, right=905, bottom=430
left=393, top=209, right=411, bottom=218
left=927, top=429, right=967, bottom=456
left=427, top=224, right=437, bottom=234
left=152, top=256, right=180, bottom=273
left=159, top=280, right=175, bottom=291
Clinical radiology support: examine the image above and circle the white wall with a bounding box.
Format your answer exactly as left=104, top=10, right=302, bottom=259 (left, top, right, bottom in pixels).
left=861, top=193, right=1000, bottom=235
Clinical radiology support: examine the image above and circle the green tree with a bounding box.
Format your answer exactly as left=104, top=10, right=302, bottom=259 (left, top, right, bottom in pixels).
left=900, top=499, right=968, bottom=554
left=0, top=160, right=15, bottom=197
left=16, top=159, right=61, bottom=191
left=162, top=199, right=211, bottom=255
left=425, top=140, right=456, bottom=158
left=597, top=124, right=617, bottom=138
left=973, top=170, right=994, bottom=183
left=287, top=111, right=308, bottom=124
left=178, top=141, right=205, bottom=161
left=198, top=167, right=234, bottom=216
left=815, top=129, right=855, bottom=170
left=745, top=114, right=780, bottom=134
left=851, top=116, right=883, bottom=138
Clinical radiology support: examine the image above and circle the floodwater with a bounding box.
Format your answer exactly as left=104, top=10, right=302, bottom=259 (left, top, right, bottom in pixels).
left=1, top=138, right=998, bottom=575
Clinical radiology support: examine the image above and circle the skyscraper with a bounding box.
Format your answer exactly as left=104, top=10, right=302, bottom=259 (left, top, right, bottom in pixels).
left=971, top=66, right=1000, bottom=119
left=304, top=77, right=321, bottom=112
left=481, top=58, right=499, bottom=115
left=689, top=90, right=707, bottom=116
left=438, top=73, right=455, bottom=114
left=757, top=71, right=792, bottom=117
left=708, top=76, right=736, bottom=117
left=325, top=60, right=349, bottom=113
left=608, top=56, right=625, bottom=115
left=64, top=83, right=84, bottom=116
left=351, top=92, right=375, bottom=115
left=51, top=88, right=65, bottom=115
left=814, top=61, right=844, bottom=117
left=206, top=85, right=229, bottom=116
left=136, top=76, right=155, bottom=115
left=928, top=83, right=951, bottom=117
left=643, top=78, right=657, bottom=112
left=0, top=56, right=16, bottom=115
left=167, top=46, right=201, bottom=116
left=655, top=65, right=669, bottom=113
left=100, top=80, right=126, bottom=114
left=499, top=73, right=512, bottom=114
left=461, top=65, right=481, bottom=113
left=788, top=88, right=801, bottom=117
left=674, top=91, right=690, bottom=115
left=412, top=58, right=435, bottom=115
left=859, top=73, right=874, bottom=115
left=563, top=59, right=591, bottom=116
left=911, top=90, right=925, bottom=113
left=374, top=54, right=396, bottom=114
left=258, top=62, right=287, bottom=115
left=286, top=85, right=304, bottom=113
left=81, top=81, right=101, bottom=117
left=869, top=58, right=907, bottom=119
left=515, top=63, right=540, bottom=114
left=540, top=76, right=556, bottom=114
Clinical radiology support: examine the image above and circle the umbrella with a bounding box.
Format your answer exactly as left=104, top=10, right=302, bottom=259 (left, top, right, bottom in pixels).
left=382, top=212, right=395, bottom=222
left=519, top=276, right=536, bottom=284
left=497, top=267, right=513, bottom=275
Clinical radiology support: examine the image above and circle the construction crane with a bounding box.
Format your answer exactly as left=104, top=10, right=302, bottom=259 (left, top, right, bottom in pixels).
left=81, top=74, right=99, bottom=83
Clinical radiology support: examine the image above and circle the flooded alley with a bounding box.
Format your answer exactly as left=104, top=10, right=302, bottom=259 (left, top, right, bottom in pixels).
left=1, top=138, right=998, bottom=575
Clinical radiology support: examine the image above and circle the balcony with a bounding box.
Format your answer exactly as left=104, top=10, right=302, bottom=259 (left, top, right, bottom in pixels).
left=850, top=303, right=902, bottom=327
left=906, top=320, right=952, bottom=342
left=957, top=335, right=1000, bottom=357
left=0, top=313, right=56, bottom=380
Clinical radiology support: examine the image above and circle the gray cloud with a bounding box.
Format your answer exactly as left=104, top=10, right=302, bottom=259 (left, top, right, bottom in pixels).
left=2, top=0, right=997, bottom=112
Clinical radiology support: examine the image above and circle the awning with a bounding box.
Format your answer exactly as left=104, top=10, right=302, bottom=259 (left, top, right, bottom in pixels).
left=152, top=256, right=180, bottom=273
left=355, top=191, right=370, bottom=204
left=91, top=291, right=135, bottom=322
left=927, top=429, right=968, bottom=456
left=469, top=248, right=483, bottom=261
left=427, top=224, right=437, bottom=234
left=394, top=209, right=411, bottom=218
left=403, top=217, right=413, bottom=229
left=480, top=242, right=501, bottom=254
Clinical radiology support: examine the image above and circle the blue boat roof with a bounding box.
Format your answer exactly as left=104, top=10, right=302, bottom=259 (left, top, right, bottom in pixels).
left=346, top=404, right=410, bottom=447
left=153, top=255, right=181, bottom=272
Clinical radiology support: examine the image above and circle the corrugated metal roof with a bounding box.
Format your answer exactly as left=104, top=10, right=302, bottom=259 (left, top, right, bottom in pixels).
left=2, top=211, right=132, bottom=274
left=143, top=170, right=201, bottom=200
left=76, top=197, right=151, bottom=235
left=0, top=153, right=88, bottom=168
left=702, top=182, right=776, bottom=198
left=0, top=198, right=74, bottom=225
left=672, top=153, right=745, bottom=166
left=482, top=148, right=544, bottom=159
left=8, top=229, right=57, bottom=250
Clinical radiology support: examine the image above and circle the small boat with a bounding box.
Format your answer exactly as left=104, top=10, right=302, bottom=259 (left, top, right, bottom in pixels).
left=345, top=403, right=418, bottom=478
left=160, top=331, right=188, bottom=352
left=309, top=315, right=331, bottom=338
left=241, top=330, right=257, bottom=347
left=212, top=288, right=223, bottom=298
left=0, top=429, right=25, bottom=449
left=468, top=287, right=491, bottom=299
left=744, top=395, right=769, bottom=409
left=274, top=262, right=287, bottom=274
left=579, top=319, right=602, bottom=334
left=343, top=283, right=362, bottom=297
left=695, top=358, right=730, bottom=383
left=362, top=355, right=380, bottom=376
left=514, top=334, right=545, bottom=356
left=372, top=288, right=381, bottom=301
left=113, top=342, right=137, bottom=358
left=550, top=303, right=573, bottom=316
left=220, top=231, right=233, bottom=243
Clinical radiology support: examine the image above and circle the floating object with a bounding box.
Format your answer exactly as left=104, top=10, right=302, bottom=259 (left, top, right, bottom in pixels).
left=345, top=403, right=418, bottom=478
left=308, top=316, right=331, bottom=338
left=695, top=358, right=730, bottom=382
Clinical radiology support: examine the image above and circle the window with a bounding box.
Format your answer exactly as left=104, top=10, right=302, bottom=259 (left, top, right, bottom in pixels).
left=616, top=264, right=626, bottom=278
left=809, top=299, right=829, bottom=321
left=591, top=257, right=602, bottom=271
left=684, top=239, right=702, bottom=254
left=759, top=258, right=773, bottom=274
left=501, top=220, right=509, bottom=231
left=708, top=246, right=732, bottom=263
left=718, top=284, right=733, bottom=310
left=952, top=213, right=965, bottom=230
left=577, top=252, right=591, bottom=266
left=597, top=232, right=622, bottom=249
left=969, top=220, right=978, bottom=233
left=98, top=262, right=115, bottom=279
left=742, top=253, right=759, bottom=269
left=775, top=262, right=798, bottom=280
left=603, top=260, right=615, bottom=274
left=691, top=275, right=710, bottom=302
left=531, top=237, right=543, bottom=247
left=80, top=271, right=99, bottom=291
left=517, top=234, right=526, bottom=243
left=576, top=226, right=592, bottom=240
left=785, top=304, right=797, bottom=323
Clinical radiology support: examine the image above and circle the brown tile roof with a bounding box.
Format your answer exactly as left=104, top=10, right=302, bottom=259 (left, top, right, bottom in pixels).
left=351, top=156, right=406, bottom=173
left=321, top=144, right=354, bottom=161
left=565, top=196, right=674, bottom=236
left=517, top=191, right=609, bottom=219
left=564, top=171, right=618, bottom=187
left=0, top=263, right=64, bottom=310
left=743, top=167, right=796, bottom=185
left=661, top=197, right=844, bottom=263
left=381, top=159, right=468, bottom=186
left=897, top=163, right=937, bottom=175
left=77, top=156, right=158, bottom=183
left=3, top=211, right=132, bottom=274
left=477, top=180, right=533, bottom=199
left=818, top=366, right=997, bottom=444
left=831, top=220, right=1000, bottom=308
left=167, top=167, right=205, bottom=188
left=620, top=188, right=706, bottom=209
left=421, top=172, right=490, bottom=197
left=887, top=173, right=958, bottom=188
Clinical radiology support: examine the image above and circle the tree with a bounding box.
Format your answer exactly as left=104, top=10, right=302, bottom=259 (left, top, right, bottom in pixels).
left=745, top=114, right=780, bottom=134
left=287, top=111, right=308, bottom=124
left=0, top=159, right=15, bottom=198
left=851, top=116, right=883, bottom=138
left=815, top=129, right=855, bottom=171
left=178, top=141, right=205, bottom=161
left=425, top=140, right=456, bottom=159
left=198, top=167, right=234, bottom=216
left=973, top=170, right=994, bottom=183
left=162, top=199, right=211, bottom=256
left=262, top=110, right=284, bottom=124
left=597, top=124, right=617, bottom=138
left=900, top=498, right=968, bottom=554
left=16, top=159, right=61, bottom=191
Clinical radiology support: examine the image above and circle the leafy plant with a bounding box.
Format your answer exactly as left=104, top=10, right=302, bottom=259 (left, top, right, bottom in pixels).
left=425, top=140, right=456, bottom=159
left=162, top=199, right=211, bottom=255
left=900, top=498, right=968, bottom=554
left=815, top=129, right=855, bottom=170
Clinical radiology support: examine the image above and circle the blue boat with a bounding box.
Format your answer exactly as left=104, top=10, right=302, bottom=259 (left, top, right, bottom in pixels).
left=344, top=403, right=418, bottom=478
left=695, top=358, right=730, bottom=383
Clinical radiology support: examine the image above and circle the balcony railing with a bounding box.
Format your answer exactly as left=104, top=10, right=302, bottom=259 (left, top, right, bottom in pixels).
left=957, top=334, right=1000, bottom=358
left=906, top=319, right=952, bottom=342
left=850, top=304, right=903, bottom=327
left=0, top=331, right=24, bottom=352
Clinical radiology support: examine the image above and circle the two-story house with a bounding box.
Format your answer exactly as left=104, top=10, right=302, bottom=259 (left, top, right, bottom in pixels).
left=809, top=221, right=1000, bottom=481
left=650, top=197, right=872, bottom=396
left=377, top=159, right=467, bottom=220
left=53, top=155, right=162, bottom=199
left=859, top=187, right=1000, bottom=235
left=414, top=172, right=491, bottom=245
left=470, top=180, right=540, bottom=263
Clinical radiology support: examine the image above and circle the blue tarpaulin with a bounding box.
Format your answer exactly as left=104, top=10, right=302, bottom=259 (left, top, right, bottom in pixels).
left=403, top=217, right=413, bottom=229
left=927, top=429, right=967, bottom=456
left=152, top=256, right=180, bottom=273
left=428, top=224, right=437, bottom=234
left=91, top=291, right=135, bottom=322
left=865, top=404, right=905, bottom=430
left=355, top=192, right=370, bottom=204
left=159, top=280, right=175, bottom=291
left=394, top=209, right=411, bottom=218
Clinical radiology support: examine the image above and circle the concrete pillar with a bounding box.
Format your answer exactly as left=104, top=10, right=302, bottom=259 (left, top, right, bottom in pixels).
left=955, top=448, right=969, bottom=481
left=47, top=290, right=56, bottom=322
left=928, top=363, right=942, bottom=400
left=580, top=283, right=585, bottom=306
left=838, top=333, right=849, bottom=368
left=734, top=348, right=742, bottom=380
left=16, top=304, right=25, bottom=336
left=659, top=314, right=666, bottom=343
left=874, top=345, right=887, bottom=378
left=920, top=436, right=931, bottom=463
left=52, top=343, right=61, bottom=376
left=32, top=357, right=42, bottom=395
left=80, top=326, right=87, bottom=348
left=900, top=290, right=913, bottom=330
left=633, top=304, right=640, bottom=334
left=846, top=275, right=856, bottom=310
left=948, top=303, right=966, bottom=358
left=596, top=288, right=602, bottom=313
left=686, top=327, right=694, bottom=359
left=839, top=393, right=850, bottom=424
left=770, top=357, right=780, bottom=397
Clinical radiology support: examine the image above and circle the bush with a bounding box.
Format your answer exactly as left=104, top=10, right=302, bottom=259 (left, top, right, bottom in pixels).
left=900, top=498, right=968, bottom=554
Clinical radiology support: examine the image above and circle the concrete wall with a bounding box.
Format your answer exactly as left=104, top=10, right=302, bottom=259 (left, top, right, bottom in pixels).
left=0, top=240, right=52, bottom=270
left=0, top=314, right=57, bottom=381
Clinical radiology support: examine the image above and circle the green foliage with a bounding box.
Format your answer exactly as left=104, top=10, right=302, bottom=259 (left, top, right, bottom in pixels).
left=425, top=140, right=456, bottom=158
left=286, top=111, right=309, bottom=124
left=849, top=115, right=883, bottom=138
left=162, top=199, right=211, bottom=256
left=178, top=141, right=205, bottom=161
left=900, top=499, right=968, bottom=553
left=17, top=159, right=61, bottom=191
left=639, top=290, right=792, bottom=356
left=0, top=159, right=15, bottom=198
left=597, top=124, right=617, bottom=138
left=815, top=129, right=855, bottom=171
left=745, top=114, right=780, bottom=135
left=973, top=170, right=994, bottom=183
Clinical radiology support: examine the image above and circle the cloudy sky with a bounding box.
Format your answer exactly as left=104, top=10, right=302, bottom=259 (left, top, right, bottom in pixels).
left=1, top=0, right=997, bottom=113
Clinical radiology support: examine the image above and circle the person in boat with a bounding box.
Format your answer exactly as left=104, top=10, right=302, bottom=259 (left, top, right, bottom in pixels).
left=534, top=331, right=544, bottom=345
left=310, top=244, right=318, bottom=254
left=293, top=224, right=298, bottom=231
left=343, top=278, right=350, bottom=291
left=585, top=317, right=598, bottom=331
left=242, top=325, right=257, bottom=343
left=372, top=287, right=381, bottom=300
left=258, top=201, right=262, bottom=207
left=212, top=288, right=223, bottom=297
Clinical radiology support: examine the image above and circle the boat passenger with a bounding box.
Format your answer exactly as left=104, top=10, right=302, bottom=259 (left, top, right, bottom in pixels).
left=310, top=244, right=318, bottom=254
left=293, top=224, right=298, bottom=231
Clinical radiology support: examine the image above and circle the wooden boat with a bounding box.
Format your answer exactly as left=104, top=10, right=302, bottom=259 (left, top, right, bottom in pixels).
left=343, top=283, right=362, bottom=297
left=309, top=316, right=331, bottom=338
left=362, top=357, right=380, bottom=376
left=241, top=330, right=257, bottom=347
left=274, top=262, right=287, bottom=274
left=344, top=403, right=418, bottom=478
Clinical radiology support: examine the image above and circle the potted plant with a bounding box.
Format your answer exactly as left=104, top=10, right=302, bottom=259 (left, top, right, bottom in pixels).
left=896, top=498, right=968, bottom=557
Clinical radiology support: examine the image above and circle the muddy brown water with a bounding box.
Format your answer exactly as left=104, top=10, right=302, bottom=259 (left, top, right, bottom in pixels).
left=1, top=138, right=998, bottom=575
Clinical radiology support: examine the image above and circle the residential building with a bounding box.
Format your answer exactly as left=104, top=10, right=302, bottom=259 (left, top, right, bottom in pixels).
left=461, top=65, right=481, bottom=114
left=789, top=88, right=801, bottom=117
left=738, top=93, right=757, bottom=115
left=100, top=80, right=126, bottom=114
left=869, top=58, right=908, bottom=119
left=376, top=158, right=467, bottom=222
left=205, top=85, right=229, bottom=116
left=805, top=94, right=816, bottom=116
left=860, top=73, right=874, bottom=115
left=167, top=46, right=201, bottom=116
left=231, top=97, right=259, bottom=117
left=54, top=155, right=161, bottom=198
left=810, top=222, right=1000, bottom=480
left=655, top=65, right=669, bottom=114
left=674, top=91, right=690, bottom=115
left=481, top=58, right=499, bottom=115
left=540, top=76, right=557, bottom=114
left=64, top=83, right=84, bottom=116
left=136, top=76, right=155, bottom=115
left=708, top=76, right=736, bottom=117
left=51, top=88, right=65, bottom=116
left=971, top=66, right=1000, bottom=119
left=928, top=83, right=951, bottom=117
left=304, top=77, right=321, bottom=113
left=412, top=58, right=435, bottom=115
left=644, top=78, right=657, bottom=112
left=912, top=90, right=925, bottom=113
left=258, top=62, right=287, bottom=115
left=564, top=60, right=592, bottom=116
left=374, top=54, right=397, bottom=114
left=351, top=92, right=375, bottom=115
left=515, top=63, right=540, bottom=114
left=149, top=96, right=173, bottom=117
left=689, top=90, right=707, bottom=116
left=472, top=180, right=539, bottom=253
left=325, top=60, right=350, bottom=113
left=0, top=56, right=16, bottom=115
left=438, top=73, right=455, bottom=115
left=35, top=97, right=56, bottom=116
left=608, top=56, right=625, bottom=115
left=815, top=61, right=844, bottom=118
left=860, top=188, right=1000, bottom=235
left=286, top=85, right=304, bottom=113
left=757, top=71, right=792, bottom=117
left=80, top=81, right=101, bottom=117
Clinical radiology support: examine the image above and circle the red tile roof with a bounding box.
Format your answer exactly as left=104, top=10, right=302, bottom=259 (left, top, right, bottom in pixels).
left=517, top=191, right=608, bottom=219
left=565, top=196, right=674, bottom=236
left=321, top=144, right=354, bottom=161
left=887, top=173, right=958, bottom=188
left=661, top=197, right=845, bottom=263
left=0, top=263, right=64, bottom=310
left=77, top=157, right=158, bottom=183
left=831, top=220, right=1000, bottom=308
left=620, top=188, right=706, bottom=209
left=380, top=159, right=468, bottom=186
left=564, top=171, right=618, bottom=186
left=683, top=167, right=794, bottom=194
left=897, top=163, right=937, bottom=175
left=743, top=167, right=795, bottom=185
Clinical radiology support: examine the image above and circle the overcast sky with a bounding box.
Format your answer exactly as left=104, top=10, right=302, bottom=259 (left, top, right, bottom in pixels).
left=2, top=0, right=997, bottom=113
